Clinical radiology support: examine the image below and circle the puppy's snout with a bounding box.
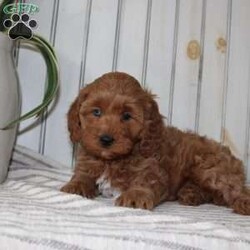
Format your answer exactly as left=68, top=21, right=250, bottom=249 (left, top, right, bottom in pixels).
left=99, top=134, right=114, bottom=147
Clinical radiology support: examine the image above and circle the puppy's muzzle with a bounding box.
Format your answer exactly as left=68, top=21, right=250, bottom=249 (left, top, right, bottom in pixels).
left=99, top=134, right=114, bottom=147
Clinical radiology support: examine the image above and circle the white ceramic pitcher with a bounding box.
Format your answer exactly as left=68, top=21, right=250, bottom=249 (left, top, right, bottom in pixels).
left=0, top=33, right=20, bottom=183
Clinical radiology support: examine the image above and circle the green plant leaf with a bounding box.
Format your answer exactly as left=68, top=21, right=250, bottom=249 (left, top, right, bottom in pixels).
left=0, top=0, right=59, bottom=130
left=2, top=35, right=59, bottom=129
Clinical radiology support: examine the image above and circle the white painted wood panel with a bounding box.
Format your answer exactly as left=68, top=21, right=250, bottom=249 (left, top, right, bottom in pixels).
left=247, top=89, right=250, bottom=181
left=84, top=0, right=118, bottom=84
left=222, top=0, right=250, bottom=178
left=42, top=0, right=88, bottom=166
left=17, top=0, right=55, bottom=152
left=16, top=0, right=250, bottom=181
left=116, top=0, right=148, bottom=80
left=198, top=0, right=228, bottom=140
left=146, top=0, right=176, bottom=120
left=170, top=0, right=203, bottom=130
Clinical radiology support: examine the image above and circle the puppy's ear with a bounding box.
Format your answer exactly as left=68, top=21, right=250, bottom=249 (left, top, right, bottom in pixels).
left=67, top=89, right=87, bottom=143
left=139, top=94, right=164, bottom=158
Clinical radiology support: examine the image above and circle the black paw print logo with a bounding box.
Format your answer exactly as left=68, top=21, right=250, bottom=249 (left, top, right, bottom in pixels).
left=3, top=13, right=37, bottom=40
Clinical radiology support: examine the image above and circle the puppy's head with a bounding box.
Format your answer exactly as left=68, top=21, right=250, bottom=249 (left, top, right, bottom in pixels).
left=68, top=72, right=163, bottom=160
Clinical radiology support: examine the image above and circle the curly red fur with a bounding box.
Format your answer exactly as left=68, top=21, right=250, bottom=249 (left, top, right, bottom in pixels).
left=61, top=72, right=250, bottom=215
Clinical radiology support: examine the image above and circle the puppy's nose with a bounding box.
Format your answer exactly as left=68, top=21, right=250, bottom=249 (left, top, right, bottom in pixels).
left=99, top=134, right=114, bottom=147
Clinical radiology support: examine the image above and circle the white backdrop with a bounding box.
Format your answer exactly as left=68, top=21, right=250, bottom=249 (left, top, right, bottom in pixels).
left=16, top=0, right=250, bottom=181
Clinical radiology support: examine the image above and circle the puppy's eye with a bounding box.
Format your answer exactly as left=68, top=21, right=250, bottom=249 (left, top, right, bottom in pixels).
left=121, top=112, right=132, bottom=121
left=92, top=108, right=101, bottom=117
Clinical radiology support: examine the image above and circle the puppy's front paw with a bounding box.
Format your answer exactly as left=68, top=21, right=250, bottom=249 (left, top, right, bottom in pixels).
left=60, top=180, right=97, bottom=198
left=115, top=189, right=154, bottom=210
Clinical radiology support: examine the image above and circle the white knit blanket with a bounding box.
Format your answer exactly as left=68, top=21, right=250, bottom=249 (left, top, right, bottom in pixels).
left=0, top=146, right=250, bottom=250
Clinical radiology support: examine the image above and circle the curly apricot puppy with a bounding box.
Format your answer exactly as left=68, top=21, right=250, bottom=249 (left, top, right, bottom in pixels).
left=61, top=72, right=250, bottom=215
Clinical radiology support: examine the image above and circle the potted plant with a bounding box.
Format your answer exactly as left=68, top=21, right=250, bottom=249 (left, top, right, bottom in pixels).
left=0, top=0, right=59, bottom=183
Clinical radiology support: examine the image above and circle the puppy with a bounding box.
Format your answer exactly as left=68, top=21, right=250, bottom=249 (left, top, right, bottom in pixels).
left=61, top=72, right=250, bottom=215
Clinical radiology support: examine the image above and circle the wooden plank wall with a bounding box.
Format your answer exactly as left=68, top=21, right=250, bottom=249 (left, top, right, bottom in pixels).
left=16, top=0, right=250, bottom=181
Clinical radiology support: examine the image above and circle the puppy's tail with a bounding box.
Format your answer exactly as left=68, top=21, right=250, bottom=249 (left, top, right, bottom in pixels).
left=231, top=186, right=250, bottom=215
